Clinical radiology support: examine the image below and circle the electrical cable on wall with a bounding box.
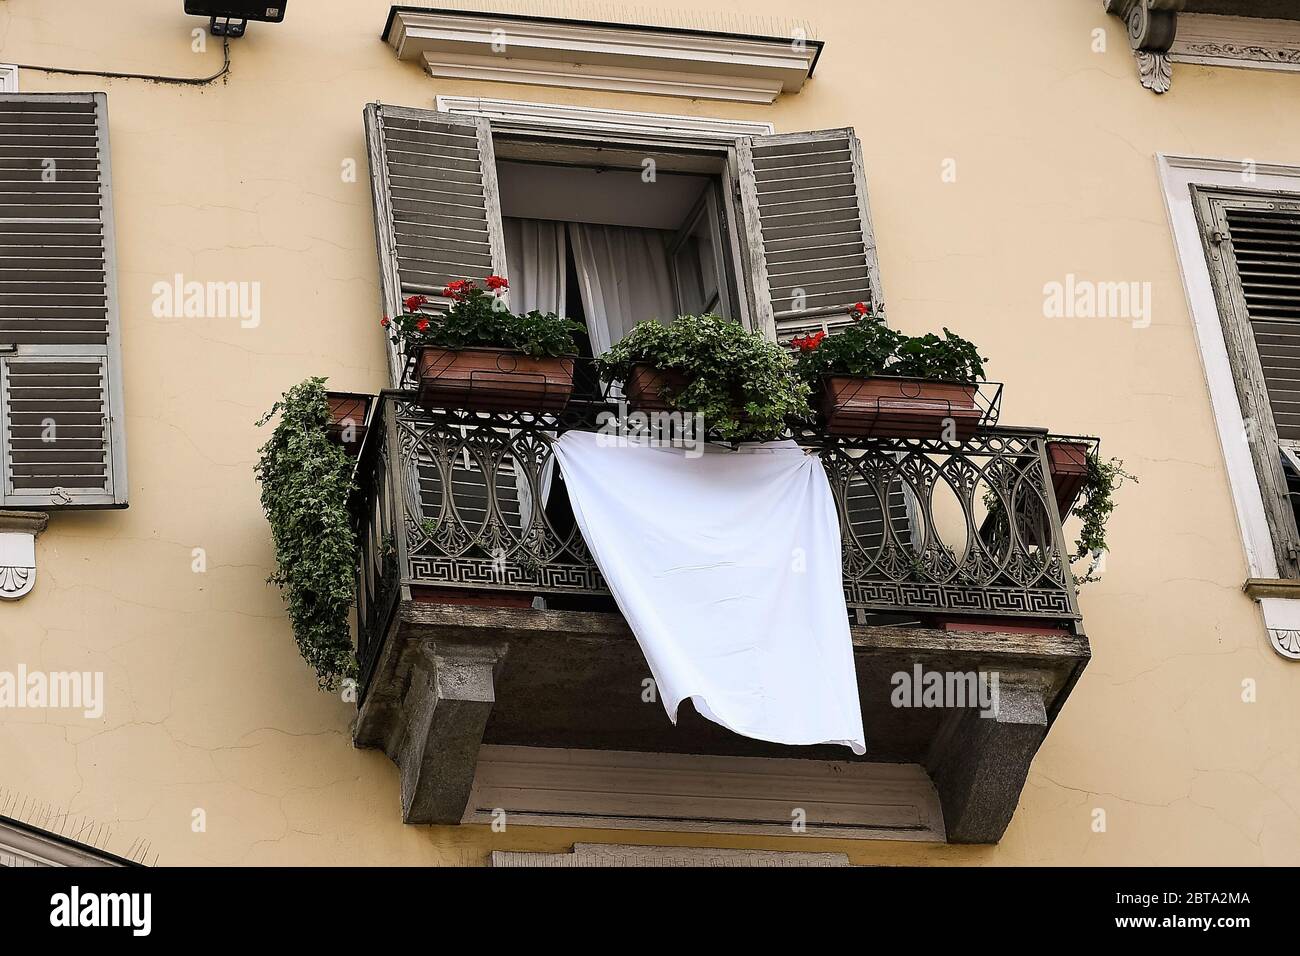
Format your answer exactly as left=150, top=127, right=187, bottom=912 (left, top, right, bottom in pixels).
left=5, top=36, right=231, bottom=85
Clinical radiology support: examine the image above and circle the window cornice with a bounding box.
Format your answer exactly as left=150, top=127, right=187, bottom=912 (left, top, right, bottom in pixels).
left=382, top=6, right=820, bottom=104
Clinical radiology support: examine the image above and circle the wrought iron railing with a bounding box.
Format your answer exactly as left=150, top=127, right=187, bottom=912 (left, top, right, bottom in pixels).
left=352, top=392, right=1081, bottom=692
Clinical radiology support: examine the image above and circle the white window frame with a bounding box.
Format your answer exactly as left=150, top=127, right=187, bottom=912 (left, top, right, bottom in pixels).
left=0, top=65, right=18, bottom=92
left=1159, top=153, right=1300, bottom=660
left=435, top=96, right=775, bottom=141
left=439, top=99, right=762, bottom=334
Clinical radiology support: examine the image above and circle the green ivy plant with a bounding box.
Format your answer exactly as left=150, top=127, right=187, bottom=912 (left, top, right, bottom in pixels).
left=1070, top=451, right=1138, bottom=584
left=791, top=312, right=987, bottom=385
left=255, top=377, right=358, bottom=689
left=595, top=315, right=812, bottom=442
left=382, top=277, right=583, bottom=358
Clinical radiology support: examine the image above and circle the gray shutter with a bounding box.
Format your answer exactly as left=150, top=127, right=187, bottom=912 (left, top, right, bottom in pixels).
left=0, top=93, right=126, bottom=508
left=737, top=128, right=883, bottom=341
left=364, top=103, right=508, bottom=386
left=1195, top=187, right=1300, bottom=576
left=1218, top=201, right=1300, bottom=438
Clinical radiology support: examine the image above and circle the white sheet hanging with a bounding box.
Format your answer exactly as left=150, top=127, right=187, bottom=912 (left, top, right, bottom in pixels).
left=552, top=431, right=867, bottom=754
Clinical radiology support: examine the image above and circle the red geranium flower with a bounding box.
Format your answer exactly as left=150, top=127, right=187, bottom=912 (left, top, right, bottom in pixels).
left=485, top=275, right=509, bottom=291
left=404, top=294, right=428, bottom=313
left=791, top=330, right=826, bottom=352
left=380, top=316, right=391, bottom=328
left=415, top=318, right=430, bottom=332
left=852, top=302, right=869, bottom=317
left=443, top=279, right=472, bottom=301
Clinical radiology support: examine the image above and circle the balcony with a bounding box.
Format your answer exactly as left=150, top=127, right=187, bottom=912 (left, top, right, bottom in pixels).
left=349, top=392, right=1090, bottom=843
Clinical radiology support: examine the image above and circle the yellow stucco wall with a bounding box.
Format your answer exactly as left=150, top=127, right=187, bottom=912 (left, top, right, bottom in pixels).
left=0, top=0, right=1297, bottom=865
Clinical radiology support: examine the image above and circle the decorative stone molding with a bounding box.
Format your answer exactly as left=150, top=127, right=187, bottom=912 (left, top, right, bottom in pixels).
left=1267, top=628, right=1300, bottom=659
left=383, top=8, right=821, bottom=104
left=1172, top=14, right=1300, bottom=73
left=491, top=843, right=851, bottom=867
left=1105, top=0, right=1186, bottom=93
left=0, top=65, right=18, bottom=92
left=0, top=511, right=47, bottom=602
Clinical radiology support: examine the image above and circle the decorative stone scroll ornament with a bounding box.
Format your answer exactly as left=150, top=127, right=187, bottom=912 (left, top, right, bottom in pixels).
left=0, top=511, right=48, bottom=601
left=1269, top=628, right=1300, bottom=660
left=1104, top=0, right=1186, bottom=93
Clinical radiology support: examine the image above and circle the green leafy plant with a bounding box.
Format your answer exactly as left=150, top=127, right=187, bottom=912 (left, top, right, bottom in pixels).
left=255, top=377, right=358, bottom=689
left=890, top=329, right=987, bottom=382
left=595, top=315, right=812, bottom=442
left=382, top=277, right=583, bottom=358
left=1069, top=451, right=1138, bottom=584
left=791, top=308, right=987, bottom=385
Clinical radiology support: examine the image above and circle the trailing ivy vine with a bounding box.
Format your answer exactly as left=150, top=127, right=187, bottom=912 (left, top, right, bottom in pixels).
left=255, top=377, right=358, bottom=689
left=1070, top=452, right=1138, bottom=585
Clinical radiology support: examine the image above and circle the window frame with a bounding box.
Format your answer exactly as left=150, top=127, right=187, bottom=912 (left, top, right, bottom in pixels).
left=1159, top=154, right=1300, bottom=661
left=1192, top=184, right=1300, bottom=579
left=489, top=127, right=755, bottom=332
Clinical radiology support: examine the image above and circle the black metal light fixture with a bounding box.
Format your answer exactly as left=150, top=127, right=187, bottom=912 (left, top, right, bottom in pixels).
left=184, top=1, right=287, bottom=38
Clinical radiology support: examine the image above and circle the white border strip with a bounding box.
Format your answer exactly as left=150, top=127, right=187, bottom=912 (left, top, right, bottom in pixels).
left=435, top=95, right=773, bottom=140
left=0, top=65, right=19, bottom=92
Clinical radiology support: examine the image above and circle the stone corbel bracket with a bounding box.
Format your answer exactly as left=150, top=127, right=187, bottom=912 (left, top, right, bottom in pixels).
left=0, top=511, right=48, bottom=601
left=1105, top=0, right=1186, bottom=93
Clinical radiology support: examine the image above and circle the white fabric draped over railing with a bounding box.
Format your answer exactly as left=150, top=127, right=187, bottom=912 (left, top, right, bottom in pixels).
left=552, top=432, right=867, bottom=754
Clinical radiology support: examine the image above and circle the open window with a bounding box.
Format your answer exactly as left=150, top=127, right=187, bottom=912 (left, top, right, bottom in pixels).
left=363, top=103, right=884, bottom=381
left=491, top=138, right=740, bottom=366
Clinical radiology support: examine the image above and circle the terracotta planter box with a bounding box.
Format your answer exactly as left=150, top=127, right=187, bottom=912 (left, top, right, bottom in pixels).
left=625, top=363, right=692, bottom=411
left=821, top=376, right=982, bottom=440
left=416, top=347, right=575, bottom=413
left=1047, top=440, right=1090, bottom=517
left=325, top=391, right=372, bottom=457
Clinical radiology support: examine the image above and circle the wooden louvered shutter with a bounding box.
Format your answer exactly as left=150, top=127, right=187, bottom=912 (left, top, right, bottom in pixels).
left=1196, top=187, right=1300, bottom=576
left=737, top=129, right=883, bottom=342
left=0, top=93, right=126, bottom=508
left=364, top=103, right=508, bottom=386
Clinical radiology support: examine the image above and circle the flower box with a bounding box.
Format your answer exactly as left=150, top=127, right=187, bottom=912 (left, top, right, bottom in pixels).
left=325, top=391, right=373, bottom=456
left=821, top=376, right=982, bottom=440
left=1047, top=440, right=1090, bottom=517
left=624, top=363, right=692, bottom=411
left=415, top=346, right=575, bottom=413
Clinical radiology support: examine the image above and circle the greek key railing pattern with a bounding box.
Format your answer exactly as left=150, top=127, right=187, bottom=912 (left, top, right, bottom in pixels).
left=353, top=395, right=1081, bottom=688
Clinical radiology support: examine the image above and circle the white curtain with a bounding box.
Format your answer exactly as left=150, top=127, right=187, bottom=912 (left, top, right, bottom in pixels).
left=568, top=222, right=677, bottom=356
left=502, top=218, right=567, bottom=537
left=503, top=217, right=566, bottom=316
